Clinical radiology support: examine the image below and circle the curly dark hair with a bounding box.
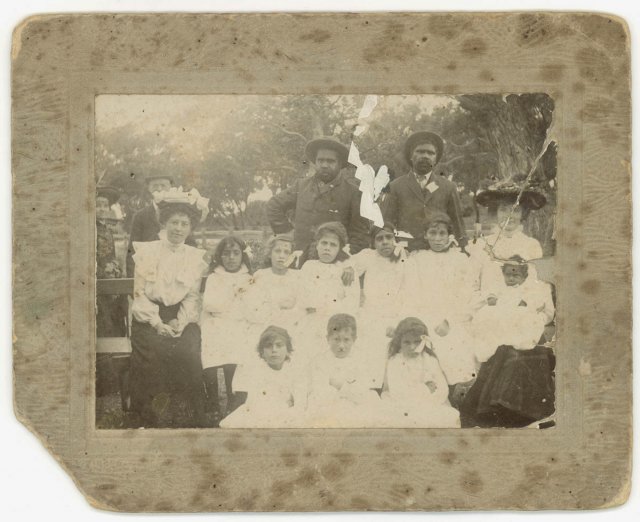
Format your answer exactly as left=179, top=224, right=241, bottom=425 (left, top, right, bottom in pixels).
left=157, top=202, right=200, bottom=228
left=211, top=235, right=253, bottom=274
left=388, top=317, right=436, bottom=358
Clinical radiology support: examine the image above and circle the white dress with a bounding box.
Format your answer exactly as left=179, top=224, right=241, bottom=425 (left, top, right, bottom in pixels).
left=350, top=248, right=410, bottom=388
left=471, top=275, right=555, bottom=362
left=381, top=352, right=460, bottom=428
left=200, top=266, right=254, bottom=369
left=402, top=249, right=480, bottom=385
left=220, top=358, right=307, bottom=428
left=131, top=239, right=207, bottom=330
left=293, top=260, right=361, bottom=362
left=305, top=349, right=382, bottom=428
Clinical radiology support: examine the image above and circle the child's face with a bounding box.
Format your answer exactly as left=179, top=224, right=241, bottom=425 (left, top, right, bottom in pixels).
left=502, top=269, right=527, bottom=287
left=374, top=230, right=395, bottom=258
left=327, top=328, right=355, bottom=359
left=261, top=335, right=289, bottom=370
left=317, top=232, right=341, bottom=264
left=497, top=203, right=522, bottom=232
left=271, top=240, right=292, bottom=271
left=221, top=242, right=243, bottom=272
left=399, top=332, right=424, bottom=358
left=425, top=223, right=449, bottom=252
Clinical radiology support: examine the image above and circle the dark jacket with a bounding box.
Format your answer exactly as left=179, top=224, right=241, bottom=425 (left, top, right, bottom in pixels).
left=266, top=172, right=369, bottom=254
left=126, top=204, right=196, bottom=276
left=381, top=172, right=467, bottom=246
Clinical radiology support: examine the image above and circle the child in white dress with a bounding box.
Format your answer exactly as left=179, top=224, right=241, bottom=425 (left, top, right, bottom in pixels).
left=345, top=224, right=410, bottom=388
left=471, top=255, right=555, bottom=363
left=220, top=326, right=307, bottom=428
left=305, top=314, right=381, bottom=428
left=381, top=317, right=460, bottom=428
left=243, top=233, right=299, bottom=340
left=404, top=212, right=480, bottom=388
left=295, top=222, right=360, bottom=361
left=200, top=235, right=253, bottom=422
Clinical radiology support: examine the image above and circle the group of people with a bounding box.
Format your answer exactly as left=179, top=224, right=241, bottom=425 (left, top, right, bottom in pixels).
left=96, top=130, right=556, bottom=429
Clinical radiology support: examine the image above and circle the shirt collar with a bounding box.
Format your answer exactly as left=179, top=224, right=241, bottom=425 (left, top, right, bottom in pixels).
left=412, top=170, right=432, bottom=183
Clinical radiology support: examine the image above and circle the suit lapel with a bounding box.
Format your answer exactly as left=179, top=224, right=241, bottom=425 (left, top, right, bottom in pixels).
left=406, top=173, right=424, bottom=202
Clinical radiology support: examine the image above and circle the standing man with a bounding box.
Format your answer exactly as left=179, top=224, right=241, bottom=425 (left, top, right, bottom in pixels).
left=126, top=174, right=196, bottom=276
left=382, top=131, right=467, bottom=250
left=266, top=137, right=369, bottom=256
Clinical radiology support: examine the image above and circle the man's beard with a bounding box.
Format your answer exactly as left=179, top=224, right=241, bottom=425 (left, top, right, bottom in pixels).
left=414, top=160, right=433, bottom=175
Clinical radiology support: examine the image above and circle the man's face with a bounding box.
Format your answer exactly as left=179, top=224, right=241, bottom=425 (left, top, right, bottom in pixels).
left=96, top=196, right=111, bottom=216
left=327, top=328, right=356, bottom=359
left=411, top=142, right=438, bottom=175
left=314, top=149, right=341, bottom=183
left=374, top=230, right=395, bottom=258
left=148, top=178, right=172, bottom=196
left=425, top=223, right=450, bottom=252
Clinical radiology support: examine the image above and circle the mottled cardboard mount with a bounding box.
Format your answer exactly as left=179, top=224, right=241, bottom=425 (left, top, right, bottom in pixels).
left=12, top=12, right=631, bottom=512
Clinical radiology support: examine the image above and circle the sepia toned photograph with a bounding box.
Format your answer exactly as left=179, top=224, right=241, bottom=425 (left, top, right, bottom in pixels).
left=95, top=93, right=557, bottom=430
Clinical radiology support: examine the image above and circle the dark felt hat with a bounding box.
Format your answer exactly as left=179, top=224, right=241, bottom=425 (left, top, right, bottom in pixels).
left=404, top=131, right=445, bottom=164
left=305, top=137, right=349, bottom=167
left=475, top=181, right=547, bottom=210
left=96, top=185, right=121, bottom=206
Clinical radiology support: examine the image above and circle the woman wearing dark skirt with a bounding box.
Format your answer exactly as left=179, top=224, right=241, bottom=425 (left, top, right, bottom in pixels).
left=129, top=188, right=209, bottom=428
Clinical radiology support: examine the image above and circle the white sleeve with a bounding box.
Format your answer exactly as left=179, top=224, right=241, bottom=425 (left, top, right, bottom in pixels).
left=131, top=272, right=162, bottom=328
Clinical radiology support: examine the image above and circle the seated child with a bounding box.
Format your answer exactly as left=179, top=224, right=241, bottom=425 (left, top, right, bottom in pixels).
left=200, top=235, right=253, bottom=423
left=221, top=326, right=307, bottom=428
left=305, top=314, right=381, bottom=428
left=243, top=233, right=299, bottom=335
left=294, top=222, right=361, bottom=360
left=381, top=317, right=460, bottom=428
left=471, top=255, right=555, bottom=363
left=404, top=212, right=479, bottom=386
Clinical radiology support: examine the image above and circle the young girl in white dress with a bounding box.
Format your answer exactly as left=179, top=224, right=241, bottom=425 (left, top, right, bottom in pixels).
left=345, top=224, right=410, bottom=388
left=243, top=233, right=299, bottom=341
left=295, top=222, right=360, bottom=362
left=381, top=317, right=460, bottom=428
left=305, top=314, right=381, bottom=428
left=404, top=212, right=480, bottom=388
left=220, top=326, right=307, bottom=428
left=200, top=235, right=253, bottom=422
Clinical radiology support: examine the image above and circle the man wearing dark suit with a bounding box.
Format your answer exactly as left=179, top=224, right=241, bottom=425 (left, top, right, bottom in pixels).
left=125, top=175, right=196, bottom=276
left=381, top=131, right=467, bottom=250
left=266, top=137, right=369, bottom=256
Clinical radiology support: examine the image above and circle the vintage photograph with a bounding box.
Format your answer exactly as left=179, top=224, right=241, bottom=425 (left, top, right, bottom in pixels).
left=94, top=94, right=557, bottom=430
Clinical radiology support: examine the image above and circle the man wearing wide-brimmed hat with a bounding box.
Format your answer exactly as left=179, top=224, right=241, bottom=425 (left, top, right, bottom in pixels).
left=381, top=131, right=467, bottom=250
left=266, top=136, right=369, bottom=255
left=126, top=173, right=196, bottom=276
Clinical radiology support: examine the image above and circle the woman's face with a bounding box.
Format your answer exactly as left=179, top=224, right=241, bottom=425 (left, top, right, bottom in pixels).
left=425, top=223, right=449, bottom=252
left=262, top=335, right=289, bottom=370
left=317, top=232, right=341, bottom=264
left=164, top=212, right=192, bottom=245
left=497, top=202, right=522, bottom=232
left=221, top=242, right=243, bottom=272
left=374, top=230, right=395, bottom=258
left=399, top=332, right=424, bottom=358
left=271, top=240, right=293, bottom=271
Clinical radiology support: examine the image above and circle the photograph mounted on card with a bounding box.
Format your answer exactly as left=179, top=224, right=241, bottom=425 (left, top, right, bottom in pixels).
left=12, top=12, right=631, bottom=512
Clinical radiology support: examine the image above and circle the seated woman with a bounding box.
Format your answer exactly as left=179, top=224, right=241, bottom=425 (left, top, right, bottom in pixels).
left=129, top=187, right=209, bottom=428
left=220, top=326, right=307, bottom=428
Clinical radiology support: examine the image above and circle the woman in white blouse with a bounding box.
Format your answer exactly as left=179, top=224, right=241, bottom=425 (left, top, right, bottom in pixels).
left=129, top=188, right=208, bottom=428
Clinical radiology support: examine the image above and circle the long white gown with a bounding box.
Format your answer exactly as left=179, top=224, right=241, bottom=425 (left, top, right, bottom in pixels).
left=220, top=357, right=308, bottom=428
left=200, top=265, right=254, bottom=369
left=381, top=352, right=460, bottom=428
